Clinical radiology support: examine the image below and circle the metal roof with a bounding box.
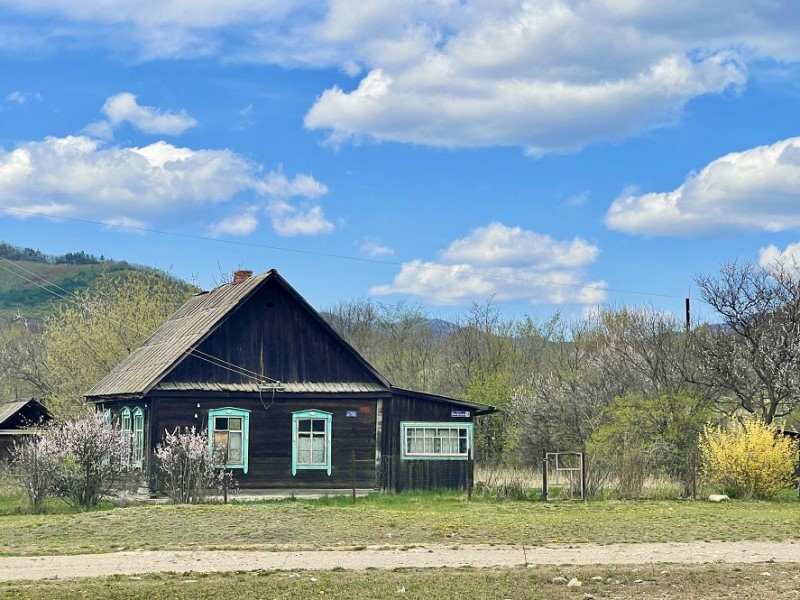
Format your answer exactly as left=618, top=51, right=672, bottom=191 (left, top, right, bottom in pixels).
left=390, top=386, right=497, bottom=415
left=87, top=272, right=271, bottom=398
left=153, top=382, right=388, bottom=394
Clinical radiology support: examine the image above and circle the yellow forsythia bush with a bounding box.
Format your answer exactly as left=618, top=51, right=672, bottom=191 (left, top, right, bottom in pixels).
left=699, top=416, right=798, bottom=499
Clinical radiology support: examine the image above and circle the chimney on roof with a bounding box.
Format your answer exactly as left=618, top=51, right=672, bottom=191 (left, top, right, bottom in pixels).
left=233, top=270, right=253, bottom=284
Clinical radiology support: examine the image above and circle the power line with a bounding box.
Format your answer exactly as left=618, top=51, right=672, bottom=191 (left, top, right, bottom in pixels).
left=0, top=206, right=683, bottom=300
left=0, top=256, right=279, bottom=385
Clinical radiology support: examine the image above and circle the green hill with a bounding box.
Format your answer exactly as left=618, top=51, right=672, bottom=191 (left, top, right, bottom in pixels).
left=0, top=242, right=192, bottom=323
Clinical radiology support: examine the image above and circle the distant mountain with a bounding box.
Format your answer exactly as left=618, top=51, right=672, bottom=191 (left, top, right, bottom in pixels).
left=0, top=242, right=191, bottom=323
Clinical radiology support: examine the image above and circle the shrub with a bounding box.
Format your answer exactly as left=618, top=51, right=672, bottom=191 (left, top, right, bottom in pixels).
left=11, top=433, right=59, bottom=512
left=11, top=412, right=127, bottom=510
left=155, top=427, right=233, bottom=504
left=699, top=416, right=798, bottom=499
left=49, top=411, right=128, bottom=508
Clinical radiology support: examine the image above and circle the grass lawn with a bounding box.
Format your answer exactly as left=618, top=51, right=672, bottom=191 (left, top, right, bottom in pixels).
left=0, top=493, right=798, bottom=556
left=2, top=564, right=799, bottom=599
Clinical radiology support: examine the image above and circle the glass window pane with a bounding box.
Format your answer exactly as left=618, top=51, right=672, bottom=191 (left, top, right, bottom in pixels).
left=298, top=436, right=311, bottom=464
left=312, top=436, right=325, bottom=463
left=214, top=431, right=229, bottom=448
left=215, top=417, right=228, bottom=430
left=312, top=419, right=325, bottom=432
left=228, top=418, right=242, bottom=431
left=298, top=419, right=311, bottom=432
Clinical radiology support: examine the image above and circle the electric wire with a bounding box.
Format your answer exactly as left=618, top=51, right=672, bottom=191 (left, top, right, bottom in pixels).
left=0, top=256, right=280, bottom=385
left=0, top=206, right=683, bottom=300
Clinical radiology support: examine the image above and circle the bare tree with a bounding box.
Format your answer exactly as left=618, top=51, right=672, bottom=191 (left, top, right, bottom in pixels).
left=695, top=260, right=800, bottom=423
left=0, top=314, right=51, bottom=399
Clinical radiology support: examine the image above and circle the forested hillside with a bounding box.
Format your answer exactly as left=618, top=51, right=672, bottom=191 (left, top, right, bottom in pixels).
left=0, top=242, right=198, bottom=411
left=0, top=242, right=142, bottom=322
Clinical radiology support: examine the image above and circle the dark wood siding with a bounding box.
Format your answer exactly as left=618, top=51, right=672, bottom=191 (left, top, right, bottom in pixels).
left=163, top=279, right=382, bottom=385
left=149, top=394, right=379, bottom=489
left=380, top=392, right=475, bottom=492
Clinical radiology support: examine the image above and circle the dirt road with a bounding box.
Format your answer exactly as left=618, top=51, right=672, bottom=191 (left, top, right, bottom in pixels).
left=1, top=541, right=798, bottom=582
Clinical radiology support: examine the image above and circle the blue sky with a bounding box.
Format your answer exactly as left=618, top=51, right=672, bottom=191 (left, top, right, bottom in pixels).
left=1, top=1, right=800, bottom=321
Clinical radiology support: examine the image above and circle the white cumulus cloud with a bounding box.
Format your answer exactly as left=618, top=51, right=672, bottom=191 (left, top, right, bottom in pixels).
left=441, top=223, right=598, bottom=269
left=371, top=223, right=606, bottom=306
left=209, top=211, right=259, bottom=237
left=266, top=201, right=334, bottom=237
left=0, top=135, right=332, bottom=237
left=759, top=242, right=800, bottom=269
left=606, top=137, right=800, bottom=236
left=4, top=2, right=800, bottom=153
left=86, top=92, right=197, bottom=137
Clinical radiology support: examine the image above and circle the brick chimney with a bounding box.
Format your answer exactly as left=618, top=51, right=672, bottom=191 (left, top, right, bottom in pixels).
left=232, top=270, right=253, bottom=284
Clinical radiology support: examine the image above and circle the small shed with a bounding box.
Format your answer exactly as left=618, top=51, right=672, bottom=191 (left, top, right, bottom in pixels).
left=0, top=398, right=53, bottom=461
left=86, top=269, right=495, bottom=492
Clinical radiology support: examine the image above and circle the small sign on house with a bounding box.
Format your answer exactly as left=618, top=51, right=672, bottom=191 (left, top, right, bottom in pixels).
left=345, top=410, right=358, bottom=418
left=451, top=410, right=470, bottom=418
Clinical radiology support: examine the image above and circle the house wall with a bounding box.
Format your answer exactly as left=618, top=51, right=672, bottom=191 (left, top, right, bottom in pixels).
left=163, top=280, right=381, bottom=385
left=380, top=392, right=475, bottom=492
left=149, top=394, right=380, bottom=489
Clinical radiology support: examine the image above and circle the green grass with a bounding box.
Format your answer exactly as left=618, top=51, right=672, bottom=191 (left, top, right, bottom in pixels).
left=2, top=564, right=799, bottom=599
left=0, top=493, right=798, bottom=556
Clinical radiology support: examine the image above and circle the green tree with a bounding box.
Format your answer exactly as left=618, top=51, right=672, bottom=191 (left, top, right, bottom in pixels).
left=44, top=270, right=195, bottom=417
left=466, top=368, right=517, bottom=464
left=587, top=392, right=712, bottom=498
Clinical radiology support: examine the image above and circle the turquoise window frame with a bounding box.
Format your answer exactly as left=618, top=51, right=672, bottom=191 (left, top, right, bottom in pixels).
left=291, top=409, right=332, bottom=476
left=132, top=407, right=145, bottom=469
left=120, top=406, right=132, bottom=433
left=208, top=407, right=250, bottom=474
left=400, top=422, right=473, bottom=461
left=119, top=407, right=133, bottom=469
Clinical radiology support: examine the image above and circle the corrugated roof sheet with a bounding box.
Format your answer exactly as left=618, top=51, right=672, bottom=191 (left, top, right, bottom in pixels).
left=87, top=273, right=271, bottom=397
left=154, top=382, right=388, bottom=394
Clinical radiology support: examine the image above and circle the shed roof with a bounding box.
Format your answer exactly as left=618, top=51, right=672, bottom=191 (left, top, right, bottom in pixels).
left=391, top=387, right=497, bottom=415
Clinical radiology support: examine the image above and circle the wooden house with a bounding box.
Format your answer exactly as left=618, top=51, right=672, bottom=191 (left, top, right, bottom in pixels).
left=0, top=398, right=52, bottom=461
left=86, top=269, right=495, bottom=492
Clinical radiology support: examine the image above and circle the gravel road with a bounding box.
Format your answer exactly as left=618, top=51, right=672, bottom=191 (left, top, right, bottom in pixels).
left=1, top=541, right=798, bottom=582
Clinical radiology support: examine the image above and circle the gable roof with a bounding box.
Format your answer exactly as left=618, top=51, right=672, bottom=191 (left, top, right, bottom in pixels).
left=86, top=270, right=390, bottom=399
left=0, top=398, right=52, bottom=429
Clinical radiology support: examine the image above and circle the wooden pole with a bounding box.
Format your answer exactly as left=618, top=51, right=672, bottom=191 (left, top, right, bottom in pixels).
left=541, top=452, right=548, bottom=502
left=351, top=450, right=357, bottom=504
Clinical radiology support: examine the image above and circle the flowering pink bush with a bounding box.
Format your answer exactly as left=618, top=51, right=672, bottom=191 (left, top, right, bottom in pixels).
left=155, top=427, right=233, bottom=503
left=51, top=411, right=128, bottom=508
left=12, top=411, right=127, bottom=510
left=12, top=432, right=59, bottom=512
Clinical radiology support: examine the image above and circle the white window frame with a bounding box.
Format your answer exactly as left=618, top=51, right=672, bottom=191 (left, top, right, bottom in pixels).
left=401, top=422, right=473, bottom=460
